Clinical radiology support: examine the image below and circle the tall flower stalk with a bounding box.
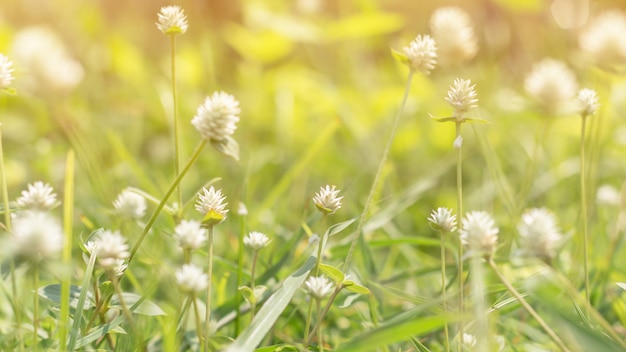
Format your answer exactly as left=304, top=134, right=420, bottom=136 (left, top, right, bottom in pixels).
left=429, top=208, right=457, bottom=352
left=156, top=5, right=188, bottom=212
left=576, top=88, right=599, bottom=308
left=243, top=231, right=270, bottom=320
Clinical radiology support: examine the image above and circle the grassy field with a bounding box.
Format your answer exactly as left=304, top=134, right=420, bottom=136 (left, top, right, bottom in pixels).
left=2, top=0, right=626, bottom=351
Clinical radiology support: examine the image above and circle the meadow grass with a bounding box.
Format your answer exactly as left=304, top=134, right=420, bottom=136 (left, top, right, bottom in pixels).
left=1, top=1, right=626, bottom=352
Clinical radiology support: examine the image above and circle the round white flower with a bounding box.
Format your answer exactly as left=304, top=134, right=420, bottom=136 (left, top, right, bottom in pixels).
left=517, top=208, right=562, bottom=260
left=195, top=186, right=229, bottom=224
left=191, top=92, right=241, bottom=141
left=156, top=6, right=189, bottom=35
left=16, top=181, right=58, bottom=211
left=579, top=10, right=626, bottom=69
left=0, top=53, right=15, bottom=89
left=312, top=185, right=343, bottom=215
left=460, top=211, right=499, bottom=256
left=430, top=7, right=478, bottom=67
left=524, top=58, right=578, bottom=114
left=176, top=264, right=208, bottom=293
left=113, top=189, right=147, bottom=219
left=12, top=211, right=63, bottom=262
left=428, top=207, right=457, bottom=233
left=89, top=230, right=130, bottom=270
left=403, top=34, right=437, bottom=75
left=576, top=88, right=600, bottom=117
left=445, top=78, right=478, bottom=118
left=174, top=219, right=207, bottom=251
left=244, top=231, right=271, bottom=250
left=305, top=275, right=333, bottom=299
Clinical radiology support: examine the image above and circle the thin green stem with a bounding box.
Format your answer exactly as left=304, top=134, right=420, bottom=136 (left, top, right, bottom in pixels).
left=59, top=149, right=75, bottom=350
left=170, top=35, right=182, bottom=213
left=129, top=140, right=207, bottom=262
left=33, top=264, right=39, bottom=351
left=0, top=125, right=10, bottom=232
left=305, top=285, right=342, bottom=346
left=305, top=213, right=329, bottom=347
left=250, top=250, right=259, bottom=321
left=455, top=121, right=464, bottom=350
left=343, top=70, right=414, bottom=272
left=110, top=271, right=141, bottom=347
left=235, top=210, right=246, bottom=335
left=488, top=259, right=570, bottom=352
left=580, top=115, right=590, bottom=310
left=316, top=298, right=323, bottom=352
left=191, top=293, right=204, bottom=347
left=440, top=231, right=450, bottom=352
left=303, top=295, right=314, bottom=349
left=205, top=225, right=214, bottom=352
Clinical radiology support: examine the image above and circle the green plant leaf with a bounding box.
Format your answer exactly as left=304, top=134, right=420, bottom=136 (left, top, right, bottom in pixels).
left=342, top=280, right=370, bottom=295
left=326, top=218, right=356, bottom=238
left=67, top=250, right=97, bottom=350
left=226, top=255, right=316, bottom=352
left=391, top=49, right=410, bottom=66
left=110, top=293, right=166, bottom=316
left=38, top=284, right=95, bottom=309
left=319, top=264, right=344, bottom=284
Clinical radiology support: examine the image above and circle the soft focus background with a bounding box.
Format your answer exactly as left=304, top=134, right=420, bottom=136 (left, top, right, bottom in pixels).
left=2, top=0, right=626, bottom=348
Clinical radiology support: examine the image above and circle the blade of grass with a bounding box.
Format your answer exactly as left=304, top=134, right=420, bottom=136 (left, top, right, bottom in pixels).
left=67, top=249, right=97, bottom=351
left=59, top=149, right=75, bottom=349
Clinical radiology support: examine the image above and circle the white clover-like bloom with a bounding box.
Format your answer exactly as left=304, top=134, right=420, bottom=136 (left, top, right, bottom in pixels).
left=191, top=92, right=241, bottom=141
left=576, top=88, right=600, bottom=117
left=195, top=186, right=229, bottom=224
left=244, top=231, right=271, bottom=250
left=0, top=54, right=15, bottom=89
left=312, top=185, right=343, bottom=215
left=445, top=78, right=478, bottom=118
left=460, top=211, right=499, bottom=256
left=428, top=207, right=457, bottom=233
left=16, top=181, right=57, bottom=211
left=176, top=264, right=208, bottom=293
left=174, top=219, right=207, bottom=251
left=430, top=7, right=478, bottom=67
left=305, top=275, right=334, bottom=299
left=89, top=230, right=130, bottom=270
left=12, top=211, right=63, bottom=262
left=524, top=58, right=578, bottom=114
left=113, top=189, right=147, bottom=220
left=156, top=6, right=189, bottom=35
left=402, top=34, right=437, bottom=75
left=517, top=208, right=562, bottom=260
left=462, top=333, right=477, bottom=348
left=579, top=10, right=626, bottom=68
left=596, top=184, right=621, bottom=207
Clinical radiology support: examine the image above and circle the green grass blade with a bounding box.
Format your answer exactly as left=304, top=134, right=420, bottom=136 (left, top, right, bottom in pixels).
left=59, top=149, right=75, bottom=349
left=67, top=250, right=97, bottom=351
left=225, top=255, right=316, bottom=352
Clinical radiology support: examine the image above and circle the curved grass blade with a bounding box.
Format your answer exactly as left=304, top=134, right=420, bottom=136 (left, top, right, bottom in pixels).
left=67, top=250, right=97, bottom=351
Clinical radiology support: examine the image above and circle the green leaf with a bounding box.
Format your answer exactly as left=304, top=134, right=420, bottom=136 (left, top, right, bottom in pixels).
left=38, top=284, right=95, bottom=309
left=110, top=293, right=166, bottom=316
left=226, top=255, right=316, bottom=352
left=342, top=280, right=371, bottom=295
left=319, top=264, right=344, bottom=284
left=338, top=294, right=361, bottom=309
left=1, top=87, right=17, bottom=95
left=211, top=136, right=240, bottom=161
left=67, top=250, right=97, bottom=351
left=239, top=286, right=255, bottom=305
left=326, top=218, right=356, bottom=238
left=391, top=49, right=410, bottom=66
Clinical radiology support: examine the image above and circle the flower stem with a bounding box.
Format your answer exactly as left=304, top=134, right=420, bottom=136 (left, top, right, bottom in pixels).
left=455, top=120, right=464, bottom=350
left=316, top=297, right=323, bottom=352
left=170, top=35, right=182, bottom=214
left=580, top=115, right=590, bottom=310
left=250, top=249, right=259, bottom=321
left=129, top=140, right=207, bottom=262
left=488, top=259, right=570, bottom=352
left=343, top=70, right=414, bottom=272
left=440, top=231, right=450, bottom=352
left=205, top=225, right=214, bottom=352
left=235, top=210, right=246, bottom=335
left=305, top=285, right=342, bottom=346
left=33, top=264, right=39, bottom=350
left=191, top=293, right=204, bottom=346
left=304, top=214, right=328, bottom=348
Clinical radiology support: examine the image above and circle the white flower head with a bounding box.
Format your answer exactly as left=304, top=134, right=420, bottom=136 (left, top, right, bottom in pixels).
left=305, top=275, right=333, bottom=299
left=430, top=7, right=478, bottom=67
left=576, top=88, right=600, bottom=117
left=174, top=220, right=207, bottom=251
left=460, top=211, right=499, bottom=257
left=16, top=181, right=58, bottom=211
left=191, top=92, right=241, bottom=141
left=517, top=208, right=562, bottom=260
left=89, top=230, right=130, bottom=270
left=428, top=207, right=457, bottom=233
left=579, top=10, right=626, bottom=69
left=12, top=211, right=63, bottom=262
left=462, top=333, right=477, bottom=348
left=113, top=189, right=147, bottom=220
left=445, top=78, right=478, bottom=118
left=313, top=185, right=343, bottom=215
left=244, top=231, right=271, bottom=250
left=402, top=34, right=438, bottom=75
left=524, top=58, right=578, bottom=115
left=0, top=53, right=15, bottom=89
left=596, top=184, right=621, bottom=207
left=156, top=5, right=188, bottom=35
left=237, top=202, right=248, bottom=216
left=176, top=264, right=208, bottom=293
left=195, top=186, right=229, bottom=225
